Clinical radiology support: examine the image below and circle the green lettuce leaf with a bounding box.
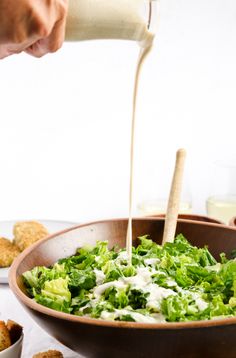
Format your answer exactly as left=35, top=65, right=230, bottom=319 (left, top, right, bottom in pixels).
left=41, top=277, right=71, bottom=305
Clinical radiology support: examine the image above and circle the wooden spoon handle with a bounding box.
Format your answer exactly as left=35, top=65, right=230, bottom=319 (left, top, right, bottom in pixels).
left=162, top=149, right=186, bottom=245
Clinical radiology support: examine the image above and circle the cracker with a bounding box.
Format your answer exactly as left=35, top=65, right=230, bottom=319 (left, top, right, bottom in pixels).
left=13, top=221, right=49, bottom=251
left=0, top=237, right=21, bottom=267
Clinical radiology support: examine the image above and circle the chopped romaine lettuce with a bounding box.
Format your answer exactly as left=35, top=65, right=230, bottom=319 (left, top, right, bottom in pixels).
left=22, top=234, right=236, bottom=323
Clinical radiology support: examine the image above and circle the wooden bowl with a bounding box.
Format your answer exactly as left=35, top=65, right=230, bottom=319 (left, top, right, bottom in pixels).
left=229, top=216, right=236, bottom=227
left=9, top=218, right=236, bottom=358
left=148, top=213, right=223, bottom=224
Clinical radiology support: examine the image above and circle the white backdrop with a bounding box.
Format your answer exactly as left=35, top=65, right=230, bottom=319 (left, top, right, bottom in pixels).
left=0, top=0, right=235, bottom=222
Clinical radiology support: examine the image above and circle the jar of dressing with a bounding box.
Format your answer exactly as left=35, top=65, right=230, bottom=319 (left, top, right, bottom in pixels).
left=65, top=0, right=159, bottom=45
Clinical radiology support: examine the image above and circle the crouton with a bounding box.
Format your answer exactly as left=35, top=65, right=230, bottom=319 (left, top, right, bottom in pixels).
left=0, top=237, right=21, bottom=267
left=13, top=221, right=49, bottom=251
left=32, top=350, right=64, bottom=358
left=6, top=320, right=23, bottom=344
left=0, top=321, right=11, bottom=352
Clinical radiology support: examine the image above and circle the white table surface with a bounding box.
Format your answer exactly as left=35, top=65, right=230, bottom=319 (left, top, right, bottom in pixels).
left=0, top=284, right=83, bottom=358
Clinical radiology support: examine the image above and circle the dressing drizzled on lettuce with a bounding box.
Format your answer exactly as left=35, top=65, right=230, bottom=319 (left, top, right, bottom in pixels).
left=23, top=234, right=236, bottom=323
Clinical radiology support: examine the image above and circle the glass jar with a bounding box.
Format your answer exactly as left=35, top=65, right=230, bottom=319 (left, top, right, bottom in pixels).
left=206, top=160, right=236, bottom=224
left=65, top=0, right=159, bottom=45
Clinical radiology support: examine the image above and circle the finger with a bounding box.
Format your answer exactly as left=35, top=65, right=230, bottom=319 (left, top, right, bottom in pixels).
left=0, top=35, right=42, bottom=59
left=25, top=4, right=67, bottom=58
left=0, top=45, right=22, bottom=59
left=0, top=47, right=10, bottom=59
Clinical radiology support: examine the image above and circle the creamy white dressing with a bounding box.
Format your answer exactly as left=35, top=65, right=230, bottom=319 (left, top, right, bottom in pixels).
left=166, top=279, right=178, bottom=287
left=115, top=251, right=129, bottom=263
left=100, top=311, right=116, bottom=321
left=144, top=284, right=176, bottom=310
left=154, top=270, right=167, bottom=276
left=94, top=267, right=155, bottom=297
left=184, top=291, right=209, bottom=312
left=123, top=267, right=153, bottom=288
left=119, top=310, right=158, bottom=323
left=206, top=263, right=222, bottom=273
left=94, top=269, right=106, bottom=285
left=95, top=256, right=101, bottom=263
left=144, top=258, right=160, bottom=266
left=91, top=266, right=179, bottom=321
left=125, top=42, right=154, bottom=264
left=93, top=280, right=127, bottom=298
left=91, top=265, right=210, bottom=321
left=151, top=313, right=166, bottom=322
left=195, top=298, right=209, bottom=311
left=100, top=309, right=166, bottom=323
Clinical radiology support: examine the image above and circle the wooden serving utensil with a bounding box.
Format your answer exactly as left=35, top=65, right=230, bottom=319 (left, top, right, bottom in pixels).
left=162, top=148, right=186, bottom=245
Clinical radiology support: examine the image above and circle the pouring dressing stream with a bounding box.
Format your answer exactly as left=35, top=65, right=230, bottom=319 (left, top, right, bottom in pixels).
left=126, top=42, right=154, bottom=265
left=65, top=0, right=158, bottom=264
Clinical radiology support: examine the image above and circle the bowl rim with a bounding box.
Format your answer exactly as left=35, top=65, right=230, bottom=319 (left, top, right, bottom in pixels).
left=0, top=333, right=23, bottom=356
left=9, top=217, right=236, bottom=330
left=147, top=213, right=224, bottom=225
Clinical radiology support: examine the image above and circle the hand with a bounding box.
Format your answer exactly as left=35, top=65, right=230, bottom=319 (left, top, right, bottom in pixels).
left=0, top=0, right=68, bottom=59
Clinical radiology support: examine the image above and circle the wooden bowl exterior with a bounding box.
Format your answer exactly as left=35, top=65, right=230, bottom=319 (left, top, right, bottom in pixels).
left=9, top=218, right=236, bottom=358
